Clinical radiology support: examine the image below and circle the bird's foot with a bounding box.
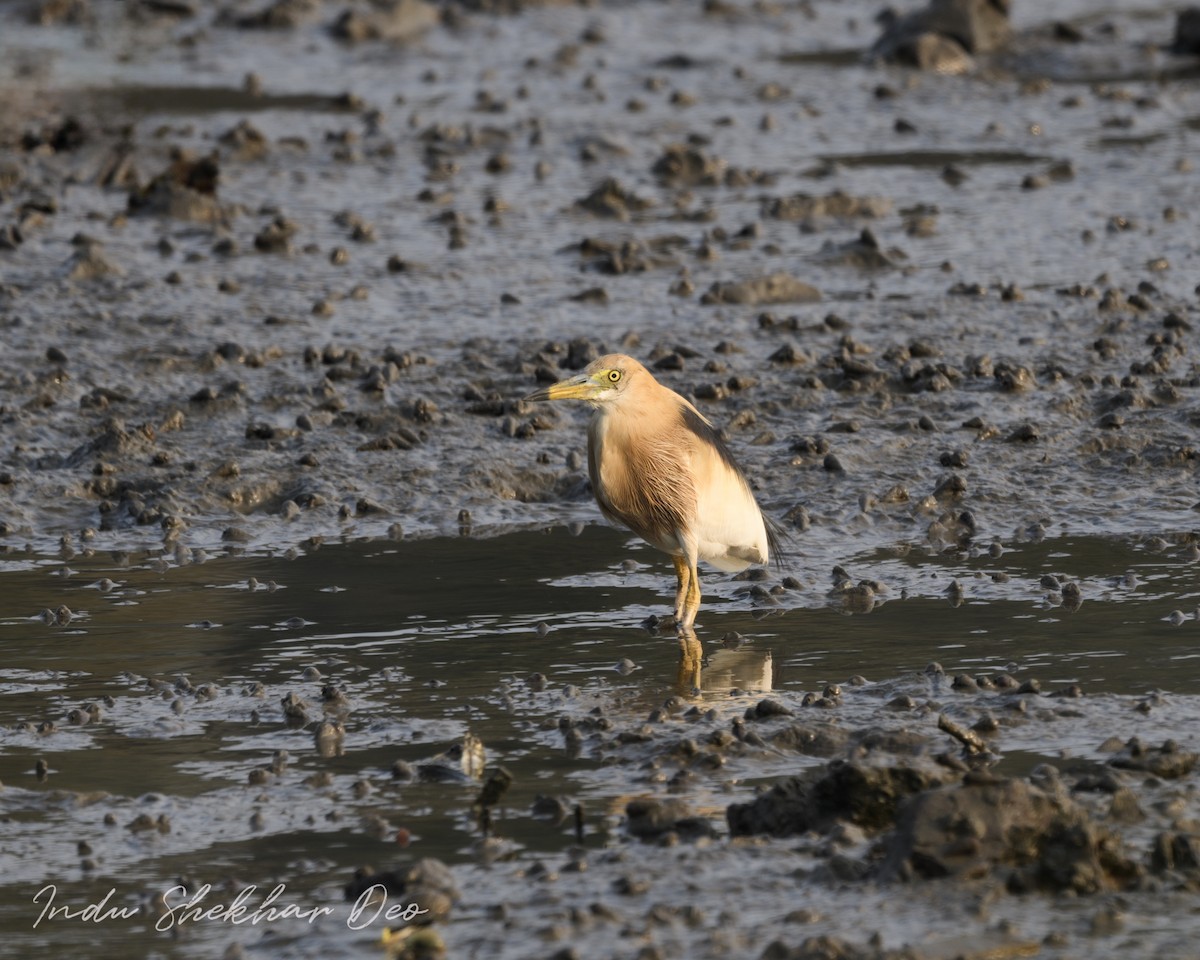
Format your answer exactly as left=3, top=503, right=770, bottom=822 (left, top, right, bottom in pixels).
left=674, top=614, right=697, bottom=635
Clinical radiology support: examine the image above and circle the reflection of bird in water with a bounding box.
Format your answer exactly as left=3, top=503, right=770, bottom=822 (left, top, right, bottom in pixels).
left=527, top=353, right=782, bottom=630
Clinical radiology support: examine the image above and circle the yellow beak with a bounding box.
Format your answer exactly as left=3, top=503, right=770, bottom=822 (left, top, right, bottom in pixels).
left=525, top=373, right=600, bottom=403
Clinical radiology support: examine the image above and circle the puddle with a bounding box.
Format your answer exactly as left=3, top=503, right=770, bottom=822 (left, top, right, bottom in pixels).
left=80, top=86, right=362, bottom=117
left=816, top=149, right=1052, bottom=169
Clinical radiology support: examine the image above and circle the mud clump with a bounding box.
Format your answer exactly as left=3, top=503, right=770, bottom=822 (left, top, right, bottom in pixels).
left=872, top=0, right=1011, bottom=72
left=224, top=0, right=318, bottom=30
left=578, top=235, right=684, bottom=275
left=625, top=796, right=716, bottom=841
left=760, top=932, right=1038, bottom=960
left=700, top=273, right=821, bottom=306
left=1108, top=738, right=1198, bottom=779
left=879, top=773, right=1141, bottom=893
left=816, top=229, right=908, bottom=271
left=1149, top=831, right=1200, bottom=876
left=574, top=178, right=654, bottom=219
left=330, top=0, right=439, bottom=43
left=127, top=150, right=221, bottom=221
left=651, top=143, right=727, bottom=188
left=63, top=235, right=123, bottom=281
left=218, top=119, right=270, bottom=162
left=762, top=191, right=892, bottom=223
left=726, top=760, right=955, bottom=837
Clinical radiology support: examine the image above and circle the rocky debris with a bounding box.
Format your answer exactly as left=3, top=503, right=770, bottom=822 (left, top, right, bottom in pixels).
left=574, top=178, right=654, bottom=219
left=1173, top=8, right=1200, bottom=54
left=63, top=235, right=123, bottom=281
left=651, top=143, right=727, bottom=187
left=700, top=272, right=820, bottom=306
left=727, top=760, right=956, bottom=837
left=19, top=115, right=86, bottom=153
left=567, top=286, right=608, bottom=305
left=127, top=150, right=221, bottom=221
left=759, top=932, right=1040, bottom=960
left=29, top=0, right=91, bottom=26
left=330, top=0, right=438, bottom=43
left=768, top=723, right=850, bottom=756
left=878, top=773, right=1141, bottom=893
left=1149, top=831, right=1200, bottom=875
left=577, top=235, right=685, bottom=274
left=1108, top=738, right=1197, bottom=779
left=871, top=0, right=1011, bottom=72
left=254, top=215, right=298, bottom=253
left=762, top=191, right=892, bottom=223
left=892, top=32, right=974, bottom=74
left=815, top=229, right=908, bottom=271
left=625, top=797, right=717, bottom=841
left=224, top=0, right=319, bottom=29
left=218, top=119, right=269, bottom=162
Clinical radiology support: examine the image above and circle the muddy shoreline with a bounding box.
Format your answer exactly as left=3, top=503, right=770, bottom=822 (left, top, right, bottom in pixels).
left=0, top=0, right=1197, bottom=569
left=2, top=0, right=1200, bottom=957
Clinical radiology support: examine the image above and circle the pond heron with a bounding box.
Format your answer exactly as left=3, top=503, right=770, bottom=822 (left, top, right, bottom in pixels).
left=526, top=353, right=781, bottom=629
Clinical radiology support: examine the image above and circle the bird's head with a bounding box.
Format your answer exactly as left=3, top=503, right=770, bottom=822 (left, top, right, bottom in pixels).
left=524, top=353, right=644, bottom=407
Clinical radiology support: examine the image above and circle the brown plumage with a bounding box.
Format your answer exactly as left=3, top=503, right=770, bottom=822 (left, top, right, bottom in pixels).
left=526, top=353, right=780, bottom=630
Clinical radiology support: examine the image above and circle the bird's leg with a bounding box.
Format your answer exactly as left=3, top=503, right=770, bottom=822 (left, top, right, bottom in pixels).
left=676, top=627, right=702, bottom=694
left=678, top=561, right=701, bottom=630
left=671, top=555, right=690, bottom=622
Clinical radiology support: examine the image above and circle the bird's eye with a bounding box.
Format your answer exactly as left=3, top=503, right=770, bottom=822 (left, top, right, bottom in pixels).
left=607, top=370, right=621, bottom=383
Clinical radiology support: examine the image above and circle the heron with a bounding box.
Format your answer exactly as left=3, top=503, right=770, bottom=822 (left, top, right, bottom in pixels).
left=526, top=353, right=781, bottom=630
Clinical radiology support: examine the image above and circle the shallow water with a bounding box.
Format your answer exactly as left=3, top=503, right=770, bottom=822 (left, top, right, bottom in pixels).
left=2, top=0, right=1199, bottom=558
left=2, top=527, right=1199, bottom=956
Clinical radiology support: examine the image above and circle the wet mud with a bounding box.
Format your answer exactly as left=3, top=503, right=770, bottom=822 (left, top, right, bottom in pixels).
left=2, top=0, right=1200, bottom=957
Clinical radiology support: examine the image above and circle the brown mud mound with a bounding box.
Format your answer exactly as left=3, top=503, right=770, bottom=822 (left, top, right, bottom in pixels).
left=878, top=772, right=1141, bottom=893
left=727, top=759, right=957, bottom=837
left=872, top=0, right=1011, bottom=72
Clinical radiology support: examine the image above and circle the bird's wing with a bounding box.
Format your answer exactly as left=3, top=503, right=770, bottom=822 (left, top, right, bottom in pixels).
left=678, top=405, right=774, bottom=570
